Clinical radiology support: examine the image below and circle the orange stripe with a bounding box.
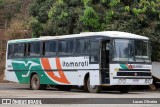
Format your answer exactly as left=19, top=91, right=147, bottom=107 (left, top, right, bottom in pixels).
left=41, top=58, right=70, bottom=84
left=56, top=58, right=70, bottom=84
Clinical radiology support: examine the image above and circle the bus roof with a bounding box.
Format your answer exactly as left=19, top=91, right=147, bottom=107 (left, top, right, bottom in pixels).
left=8, top=31, right=149, bottom=43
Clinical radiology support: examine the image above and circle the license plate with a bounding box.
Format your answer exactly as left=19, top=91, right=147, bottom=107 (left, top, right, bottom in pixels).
left=133, top=79, right=139, bottom=83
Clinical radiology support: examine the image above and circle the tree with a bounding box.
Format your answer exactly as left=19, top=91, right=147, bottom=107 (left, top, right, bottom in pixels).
left=29, top=0, right=160, bottom=61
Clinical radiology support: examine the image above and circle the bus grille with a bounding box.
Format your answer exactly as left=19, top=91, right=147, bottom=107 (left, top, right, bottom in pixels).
left=117, top=72, right=151, bottom=76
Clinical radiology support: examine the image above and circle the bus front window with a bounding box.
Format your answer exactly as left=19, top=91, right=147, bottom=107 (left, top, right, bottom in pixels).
left=112, top=39, right=134, bottom=62
left=134, top=40, right=150, bottom=62
left=112, top=39, right=151, bottom=63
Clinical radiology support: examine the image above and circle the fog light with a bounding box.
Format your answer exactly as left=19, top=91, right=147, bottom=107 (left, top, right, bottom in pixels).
left=118, top=79, right=122, bottom=84
left=145, top=79, right=148, bottom=84
left=122, top=79, right=126, bottom=84
left=148, top=79, right=151, bottom=84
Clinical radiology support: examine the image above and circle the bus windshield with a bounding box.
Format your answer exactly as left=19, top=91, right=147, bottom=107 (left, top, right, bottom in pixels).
left=112, top=39, right=151, bottom=63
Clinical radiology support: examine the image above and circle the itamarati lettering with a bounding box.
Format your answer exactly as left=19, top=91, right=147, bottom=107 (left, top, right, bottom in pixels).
left=63, top=61, right=89, bottom=67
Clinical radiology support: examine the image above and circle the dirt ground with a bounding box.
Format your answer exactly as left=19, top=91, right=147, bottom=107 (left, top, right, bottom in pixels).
left=0, top=83, right=160, bottom=107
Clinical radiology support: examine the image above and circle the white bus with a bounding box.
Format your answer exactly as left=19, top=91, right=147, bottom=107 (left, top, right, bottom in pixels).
left=5, top=31, right=153, bottom=93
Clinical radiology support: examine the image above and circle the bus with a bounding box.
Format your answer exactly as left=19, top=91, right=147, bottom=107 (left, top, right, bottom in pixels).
left=5, top=31, right=153, bottom=93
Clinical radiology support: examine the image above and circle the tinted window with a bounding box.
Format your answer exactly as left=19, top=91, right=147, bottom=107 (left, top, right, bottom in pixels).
left=28, top=42, right=40, bottom=57
left=90, top=41, right=100, bottom=63
left=43, top=41, right=56, bottom=56
left=13, top=44, right=25, bottom=58
left=67, top=40, right=74, bottom=54
left=76, top=39, right=90, bottom=54
left=58, top=40, right=67, bottom=55
left=8, top=44, right=14, bottom=59
left=58, top=40, right=74, bottom=55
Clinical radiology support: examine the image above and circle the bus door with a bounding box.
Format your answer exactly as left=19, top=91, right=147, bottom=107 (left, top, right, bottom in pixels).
left=100, top=40, right=110, bottom=84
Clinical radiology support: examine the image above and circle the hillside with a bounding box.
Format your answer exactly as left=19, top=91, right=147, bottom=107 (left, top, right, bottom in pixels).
left=0, top=0, right=33, bottom=82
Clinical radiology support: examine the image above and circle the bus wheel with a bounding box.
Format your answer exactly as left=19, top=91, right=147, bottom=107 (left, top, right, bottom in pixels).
left=30, top=74, right=47, bottom=90
left=87, top=78, right=101, bottom=93
left=57, top=85, right=72, bottom=91
left=119, top=86, right=130, bottom=94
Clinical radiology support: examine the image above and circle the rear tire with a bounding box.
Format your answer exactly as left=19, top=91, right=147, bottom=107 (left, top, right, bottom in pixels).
left=30, top=74, right=47, bottom=90
left=86, top=77, right=101, bottom=93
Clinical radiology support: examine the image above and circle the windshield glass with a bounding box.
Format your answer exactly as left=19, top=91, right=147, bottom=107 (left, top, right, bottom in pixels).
left=112, top=39, right=151, bottom=62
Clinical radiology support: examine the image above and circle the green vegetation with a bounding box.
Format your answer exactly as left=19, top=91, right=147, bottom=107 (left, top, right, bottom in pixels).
left=0, top=0, right=159, bottom=82
left=28, top=0, right=160, bottom=61
left=0, top=0, right=160, bottom=61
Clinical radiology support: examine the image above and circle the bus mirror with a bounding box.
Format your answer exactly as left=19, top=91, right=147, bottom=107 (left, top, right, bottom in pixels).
left=109, top=45, right=113, bottom=51
left=106, top=43, right=110, bottom=50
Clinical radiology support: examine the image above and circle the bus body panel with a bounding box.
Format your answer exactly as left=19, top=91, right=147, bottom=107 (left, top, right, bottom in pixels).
left=5, top=59, right=19, bottom=82
left=5, top=56, right=101, bottom=85
left=110, top=64, right=153, bottom=85
left=90, top=70, right=100, bottom=85
left=5, top=58, right=56, bottom=84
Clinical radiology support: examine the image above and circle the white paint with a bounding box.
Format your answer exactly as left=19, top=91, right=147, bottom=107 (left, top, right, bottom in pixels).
left=110, top=64, right=152, bottom=85
left=90, top=70, right=100, bottom=85
left=4, top=60, right=18, bottom=82
left=110, top=79, right=153, bottom=85
left=8, top=31, right=149, bottom=43
left=152, top=62, right=160, bottom=80
left=77, top=70, right=87, bottom=85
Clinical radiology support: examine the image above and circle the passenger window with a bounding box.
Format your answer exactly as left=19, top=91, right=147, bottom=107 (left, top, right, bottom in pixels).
left=28, top=42, right=40, bottom=57
left=8, top=44, right=14, bottom=59
left=58, top=40, right=67, bottom=55
left=43, top=41, right=57, bottom=56
left=58, top=40, right=74, bottom=55
left=67, top=40, right=74, bottom=54
left=13, top=44, right=25, bottom=58
left=76, top=39, right=90, bottom=54
left=90, top=41, right=100, bottom=63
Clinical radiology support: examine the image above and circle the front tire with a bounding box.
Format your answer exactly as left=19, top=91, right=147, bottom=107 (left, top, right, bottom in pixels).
left=30, top=74, right=47, bottom=90
left=86, top=78, right=101, bottom=93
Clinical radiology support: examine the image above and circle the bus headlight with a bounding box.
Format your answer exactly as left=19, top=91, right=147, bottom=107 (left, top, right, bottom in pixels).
left=145, top=79, right=152, bottom=84
left=145, top=79, right=148, bottom=84
left=118, top=79, right=122, bottom=84
left=148, top=79, right=152, bottom=84
left=122, top=79, right=126, bottom=84
left=118, top=79, right=126, bottom=84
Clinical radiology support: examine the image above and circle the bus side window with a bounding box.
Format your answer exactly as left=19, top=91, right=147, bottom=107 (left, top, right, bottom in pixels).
left=8, top=44, right=14, bottom=59
left=58, top=39, right=74, bottom=56
left=28, top=42, right=40, bottom=57
left=43, top=41, right=57, bottom=56
left=75, top=39, right=90, bottom=54
left=90, top=41, right=100, bottom=63
left=58, top=40, right=67, bottom=55
left=13, top=43, right=25, bottom=58
left=67, top=39, right=74, bottom=55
